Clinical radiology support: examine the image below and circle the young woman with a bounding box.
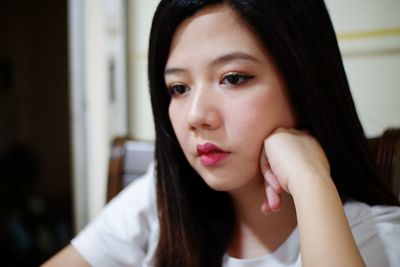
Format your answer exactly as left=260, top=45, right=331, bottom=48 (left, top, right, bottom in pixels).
left=43, top=0, right=400, bottom=266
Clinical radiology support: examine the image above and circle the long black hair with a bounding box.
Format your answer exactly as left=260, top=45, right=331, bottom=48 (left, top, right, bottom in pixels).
left=147, top=0, right=399, bottom=266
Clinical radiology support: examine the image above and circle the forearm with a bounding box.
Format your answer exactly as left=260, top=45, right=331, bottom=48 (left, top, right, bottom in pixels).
left=290, top=174, right=365, bottom=267
left=40, top=245, right=90, bottom=267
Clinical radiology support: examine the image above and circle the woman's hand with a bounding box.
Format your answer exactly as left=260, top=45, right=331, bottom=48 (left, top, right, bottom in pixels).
left=259, top=128, right=365, bottom=266
left=259, top=128, right=330, bottom=214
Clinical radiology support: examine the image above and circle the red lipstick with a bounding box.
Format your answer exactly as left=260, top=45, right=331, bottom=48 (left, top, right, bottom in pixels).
left=196, top=142, right=228, bottom=167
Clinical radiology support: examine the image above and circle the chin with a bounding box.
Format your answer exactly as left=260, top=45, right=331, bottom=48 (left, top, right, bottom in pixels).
left=207, top=171, right=265, bottom=195
left=203, top=179, right=236, bottom=192
left=199, top=172, right=250, bottom=192
left=190, top=159, right=261, bottom=192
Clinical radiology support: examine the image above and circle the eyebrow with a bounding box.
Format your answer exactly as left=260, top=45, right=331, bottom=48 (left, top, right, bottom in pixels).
left=211, top=51, right=261, bottom=66
left=164, top=51, right=261, bottom=76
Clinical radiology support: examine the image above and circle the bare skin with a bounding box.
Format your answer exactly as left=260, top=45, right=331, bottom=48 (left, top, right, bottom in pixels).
left=259, top=128, right=365, bottom=267
left=40, top=245, right=90, bottom=267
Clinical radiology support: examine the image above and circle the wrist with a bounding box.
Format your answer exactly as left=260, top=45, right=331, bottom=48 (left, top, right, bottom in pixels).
left=288, top=171, right=335, bottom=200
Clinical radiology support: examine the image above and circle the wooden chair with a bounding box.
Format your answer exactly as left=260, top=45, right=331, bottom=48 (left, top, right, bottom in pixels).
left=107, top=137, right=154, bottom=202
left=107, top=128, right=400, bottom=201
left=368, top=128, right=400, bottom=199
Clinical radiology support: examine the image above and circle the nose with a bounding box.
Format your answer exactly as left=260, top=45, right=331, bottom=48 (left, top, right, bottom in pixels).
left=187, top=86, right=222, bottom=131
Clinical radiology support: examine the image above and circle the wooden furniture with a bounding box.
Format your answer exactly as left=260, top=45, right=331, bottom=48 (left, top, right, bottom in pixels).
left=368, top=128, right=400, bottom=199
left=107, top=128, right=400, bottom=201
left=107, top=137, right=154, bottom=201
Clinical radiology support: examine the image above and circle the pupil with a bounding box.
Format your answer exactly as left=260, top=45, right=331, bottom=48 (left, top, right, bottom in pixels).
left=227, top=75, right=239, bottom=84
left=176, top=85, right=186, bottom=94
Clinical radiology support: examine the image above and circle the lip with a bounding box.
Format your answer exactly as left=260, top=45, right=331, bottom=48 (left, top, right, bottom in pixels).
left=196, top=142, right=229, bottom=167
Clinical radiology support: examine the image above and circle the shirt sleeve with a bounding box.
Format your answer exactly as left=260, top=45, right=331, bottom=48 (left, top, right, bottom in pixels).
left=345, top=201, right=400, bottom=267
left=71, top=164, right=158, bottom=267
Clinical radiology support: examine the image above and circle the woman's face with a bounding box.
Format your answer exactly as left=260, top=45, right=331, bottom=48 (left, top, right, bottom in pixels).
left=165, top=5, right=296, bottom=193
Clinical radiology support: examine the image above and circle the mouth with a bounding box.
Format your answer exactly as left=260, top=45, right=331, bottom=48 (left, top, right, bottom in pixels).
left=196, top=142, right=229, bottom=167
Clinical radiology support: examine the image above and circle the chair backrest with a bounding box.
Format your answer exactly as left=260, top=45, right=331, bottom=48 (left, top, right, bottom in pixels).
left=107, top=137, right=154, bottom=201
left=368, top=128, right=400, bottom=199
left=107, top=128, right=400, bottom=201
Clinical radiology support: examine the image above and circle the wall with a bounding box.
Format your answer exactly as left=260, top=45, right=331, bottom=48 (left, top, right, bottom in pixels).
left=325, top=0, right=400, bottom=137
left=127, top=0, right=158, bottom=141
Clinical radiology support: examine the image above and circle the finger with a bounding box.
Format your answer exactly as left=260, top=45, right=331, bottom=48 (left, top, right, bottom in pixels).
left=260, top=153, right=278, bottom=188
left=261, top=153, right=283, bottom=193
left=264, top=169, right=283, bottom=193
left=260, top=151, right=269, bottom=174
left=266, top=185, right=281, bottom=212
left=261, top=185, right=281, bottom=215
left=261, top=196, right=272, bottom=215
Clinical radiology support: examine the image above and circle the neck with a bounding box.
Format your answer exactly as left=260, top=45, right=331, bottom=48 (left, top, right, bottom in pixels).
left=228, top=180, right=297, bottom=259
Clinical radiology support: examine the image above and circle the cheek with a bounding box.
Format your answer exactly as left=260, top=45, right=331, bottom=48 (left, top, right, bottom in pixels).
left=252, top=87, right=296, bottom=130
left=226, top=90, right=295, bottom=146
left=168, top=103, right=187, bottom=143
left=227, top=97, right=275, bottom=136
left=224, top=101, right=270, bottom=163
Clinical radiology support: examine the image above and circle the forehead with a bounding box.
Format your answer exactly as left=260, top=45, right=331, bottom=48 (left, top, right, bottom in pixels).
left=166, top=4, right=270, bottom=67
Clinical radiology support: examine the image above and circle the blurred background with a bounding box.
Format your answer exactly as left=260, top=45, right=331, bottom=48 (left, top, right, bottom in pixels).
left=0, top=0, right=399, bottom=266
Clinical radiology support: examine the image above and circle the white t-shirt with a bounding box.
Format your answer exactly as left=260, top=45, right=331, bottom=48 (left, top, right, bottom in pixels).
left=72, top=165, right=400, bottom=267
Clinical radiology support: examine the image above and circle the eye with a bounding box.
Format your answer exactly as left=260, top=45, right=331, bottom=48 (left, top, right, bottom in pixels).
left=221, top=72, right=254, bottom=86
left=167, top=84, right=190, bottom=97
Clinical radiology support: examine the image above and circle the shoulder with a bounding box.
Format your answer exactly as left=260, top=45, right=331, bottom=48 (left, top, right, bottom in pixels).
left=71, top=163, right=159, bottom=267
left=98, top=162, right=157, bottom=226
left=344, top=200, right=400, bottom=232
left=344, top=200, right=400, bottom=266
left=110, top=162, right=157, bottom=210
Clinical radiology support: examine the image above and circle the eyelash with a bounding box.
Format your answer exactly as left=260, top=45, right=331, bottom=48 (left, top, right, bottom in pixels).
left=220, top=72, right=254, bottom=86
left=166, top=72, right=254, bottom=97
left=167, top=84, right=190, bottom=97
